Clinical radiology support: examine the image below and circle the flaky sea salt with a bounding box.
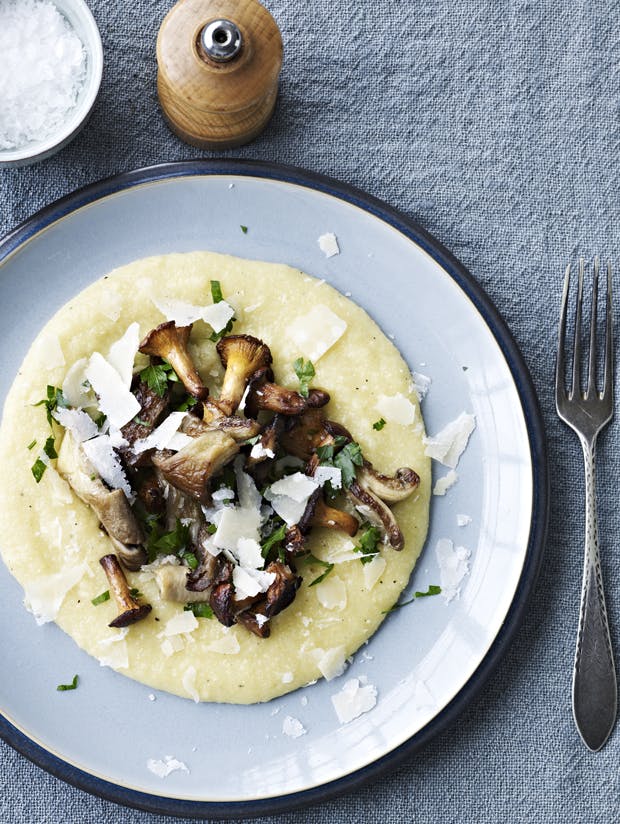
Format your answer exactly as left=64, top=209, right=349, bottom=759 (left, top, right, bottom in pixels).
left=0, top=0, right=87, bottom=149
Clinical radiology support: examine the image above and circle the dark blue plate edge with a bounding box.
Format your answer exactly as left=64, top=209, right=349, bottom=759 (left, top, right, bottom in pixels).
left=0, top=159, right=548, bottom=820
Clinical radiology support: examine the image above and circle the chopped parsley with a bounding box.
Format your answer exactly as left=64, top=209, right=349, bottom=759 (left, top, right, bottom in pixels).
left=184, top=602, right=214, bottom=619
left=354, top=524, right=382, bottom=564
left=175, top=395, right=198, bottom=412
left=209, top=280, right=236, bottom=342
left=181, top=552, right=199, bottom=570
left=140, top=362, right=179, bottom=397
left=91, top=590, right=110, bottom=606
left=205, top=523, right=217, bottom=535
left=33, top=385, right=66, bottom=426
left=261, top=522, right=287, bottom=559
left=31, top=458, right=47, bottom=483
left=129, top=588, right=143, bottom=599
left=240, top=225, right=248, bottom=234
left=27, top=439, right=37, bottom=450
left=316, top=438, right=362, bottom=488
left=43, top=435, right=58, bottom=460
left=382, top=585, right=442, bottom=613
left=94, top=412, right=107, bottom=429
left=304, top=554, right=335, bottom=586
left=293, top=357, right=315, bottom=398
left=146, top=518, right=190, bottom=562
left=133, top=416, right=152, bottom=427
left=56, top=674, right=79, bottom=691
left=372, top=418, right=386, bottom=431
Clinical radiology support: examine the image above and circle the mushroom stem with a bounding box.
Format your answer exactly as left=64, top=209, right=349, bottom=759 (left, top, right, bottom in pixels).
left=357, top=461, right=420, bottom=502
left=312, top=498, right=359, bottom=536
left=347, top=480, right=404, bottom=550
left=139, top=322, right=208, bottom=399
left=99, top=554, right=152, bottom=628
left=215, top=335, right=272, bottom=416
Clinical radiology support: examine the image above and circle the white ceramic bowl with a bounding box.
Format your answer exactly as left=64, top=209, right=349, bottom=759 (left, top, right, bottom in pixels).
left=0, top=0, right=103, bottom=167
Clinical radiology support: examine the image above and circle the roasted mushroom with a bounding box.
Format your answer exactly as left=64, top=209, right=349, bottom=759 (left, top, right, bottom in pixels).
left=181, top=411, right=261, bottom=442
left=57, top=431, right=146, bottom=570
left=347, top=479, right=404, bottom=550
left=139, top=321, right=208, bottom=400
left=152, top=430, right=239, bottom=501
left=120, top=378, right=172, bottom=464
left=357, top=461, right=420, bottom=503
left=246, top=415, right=283, bottom=468
left=263, top=561, right=301, bottom=617
left=236, top=608, right=270, bottom=638
left=155, top=564, right=212, bottom=602
left=99, top=553, right=152, bottom=627
left=214, top=335, right=272, bottom=416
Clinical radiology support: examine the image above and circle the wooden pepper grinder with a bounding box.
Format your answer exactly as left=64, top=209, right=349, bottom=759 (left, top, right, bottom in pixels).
left=157, top=0, right=283, bottom=150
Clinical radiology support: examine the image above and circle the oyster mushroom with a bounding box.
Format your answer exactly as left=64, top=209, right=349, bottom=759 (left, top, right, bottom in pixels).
left=214, top=335, right=272, bottom=416
left=263, top=561, right=301, bottom=617
left=357, top=461, right=420, bottom=503
left=209, top=559, right=236, bottom=626
left=152, top=430, right=239, bottom=501
left=155, top=564, right=212, bottom=603
left=347, top=479, right=404, bottom=550
left=57, top=431, right=146, bottom=570
left=181, top=411, right=261, bottom=442
left=120, top=378, right=172, bottom=466
left=99, top=554, right=152, bottom=627
left=139, top=321, right=208, bottom=400
left=247, top=382, right=309, bottom=416
left=298, top=490, right=359, bottom=537
left=246, top=415, right=283, bottom=468
left=236, top=608, right=270, bottom=638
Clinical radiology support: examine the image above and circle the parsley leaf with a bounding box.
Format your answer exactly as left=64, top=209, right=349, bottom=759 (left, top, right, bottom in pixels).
left=175, top=395, right=198, bottom=412
left=210, top=280, right=224, bottom=303
left=333, top=441, right=363, bottom=487
left=261, top=522, right=287, bottom=559
left=27, top=439, right=37, bottom=451
left=184, top=602, right=214, bottom=619
left=240, top=225, right=248, bottom=234
left=31, top=458, right=47, bottom=483
left=354, top=524, right=382, bottom=564
left=146, top=518, right=190, bottom=562
left=208, top=280, right=236, bottom=342
left=33, top=385, right=66, bottom=426
left=91, top=590, right=110, bottom=606
left=140, top=364, right=170, bottom=397
left=308, top=562, right=334, bottom=587
left=372, top=418, right=386, bottom=431
left=293, top=357, right=315, bottom=398
left=129, top=587, right=143, bottom=599
left=57, top=674, right=79, bottom=691
left=415, top=584, right=442, bottom=598
left=43, top=435, right=58, bottom=460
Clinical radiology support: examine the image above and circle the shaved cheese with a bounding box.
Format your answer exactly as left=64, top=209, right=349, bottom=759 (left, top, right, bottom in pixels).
left=201, top=301, right=235, bottom=333
left=315, top=540, right=360, bottom=565
left=233, top=566, right=275, bottom=599
left=153, top=297, right=235, bottom=333
left=98, top=635, right=129, bottom=669
left=235, top=537, right=264, bottom=569
left=249, top=442, right=275, bottom=460
left=318, top=232, right=340, bottom=258
left=433, top=469, right=458, bottom=496
left=312, top=646, right=346, bottom=680
left=411, top=372, right=432, bottom=400
left=362, top=553, right=386, bottom=590
left=435, top=538, right=471, bottom=601
left=424, top=412, right=476, bottom=468
left=457, top=513, right=472, bottom=527
left=282, top=715, right=307, bottom=738
left=234, top=458, right=262, bottom=510
left=161, top=636, right=185, bottom=657
left=315, top=574, right=347, bottom=611
left=147, top=756, right=189, bottom=778
left=268, top=472, right=317, bottom=502
left=82, top=435, right=133, bottom=500
left=213, top=505, right=261, bottom=551
left=38, top=333, right=65, bottom=370
left=62, top=358, right=92, bottom=409
left=85, top=352, right=141, bottom=428
left=107, top=323, right=140, bottom=387
left=286, top=304, right=347, bottom=362
left=331, top=677, right=377, bottom=724
left=182, top=665, right=200, bottom=703
left=206, top=632, right=240, bottom=655
left=281, top=671, right=293, bottom=684
left=53, top=407, right=98, bottom=443
left=133, top=411, right=187, bottom=454
left=24, top=563, right=87, bottom=625
left=98, top=288, right=122, bottom=321
left=167, top=432, right=192, bottom=451
left=314, top=465, right=342, bottom=489
left=164, top=611, right=198, bottom=636
left=376, top=393, right=416, bottom=426
left=212, top=487, right=235, bottom=502
left=265, top=494, right=306, bottom=527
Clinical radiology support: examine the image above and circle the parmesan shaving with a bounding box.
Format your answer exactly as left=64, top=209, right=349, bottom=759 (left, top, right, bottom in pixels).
left=286, top=304, right=347, bottom=362
left=362, top=553, right=386, bottom=590
left=206, top=632, right=240, bottom=655
left=82, top=435, right=133, bottom=500
left=147, top=756, right=190, bottom=778
left=376, top=393, right=416, bottom=426
left=311, top=646, right=346, bottom=680
left=164, top=611, right=198, bottom=636
left=23, top=562, right=87, bottom=625
left=433, top=469, right=458, bottom=496
left=84, top=352, right=141, bottom=429
left=317, top=232, right=340, bottom=258
left=424, top=412, right=476, bottom=468
left=315, top=574, right=347, bottom=611
left=52, top=407, right=98, bottom=443
left=133, top=411, right=187, bottom=455
left=331, top=677, right=378, bottom=724
left=282, top=715, right=307, bottom=738
left=106, top=323, right=140, bottom=388
left=435, top=538, right=471, bottom=601
left=182, top=666, right=200, bottom=703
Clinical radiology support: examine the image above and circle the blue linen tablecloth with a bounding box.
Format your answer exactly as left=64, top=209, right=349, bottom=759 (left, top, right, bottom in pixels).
left=1, top=0, right=619, bottom=821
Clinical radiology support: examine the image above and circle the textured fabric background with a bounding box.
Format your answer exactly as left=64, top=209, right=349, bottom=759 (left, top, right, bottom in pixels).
left=1, top=0, right=620, bottom=821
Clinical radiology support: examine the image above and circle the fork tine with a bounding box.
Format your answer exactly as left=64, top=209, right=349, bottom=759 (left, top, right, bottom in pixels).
left=571, top=259, right=584, bottom=399
left=603, top=260, right=613, bottom=398
left=556, top=263, right=571, bottom=398
left=586, top=257, right=599, bottom=399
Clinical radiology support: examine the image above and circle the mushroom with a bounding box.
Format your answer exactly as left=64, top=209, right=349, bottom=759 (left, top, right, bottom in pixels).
left=245, top=415, right=283, bottom=468
left=357, top=461, right=420, bottom=503
left=263, top=561, right=301, bottom=617
left=120, top=378, right=172, bottom=466
left=155, top=564, right=212, bottom=603
left=57, top=431, right=146, bottom=570
left=186, top=526, right=221, bottom=591
left=139, top=322, right=208, bottom=400
left=347, top=479, right=404, bottom=550
left=181, top=411, right=262, bottom=442
left=247, top=382, right=309, bottom=416
left=279, top=409, right=329, bottom=460
left=214, top=335, right=272, bottom=416
left=152, top=430, right=239, bottom=501
left=134, top=470, right=166, bottom=515
left=296, top=487, right=359, bottom=537
left=99, top=554, right=152, bottom=627
left=236, top=608, right=270, bottom=638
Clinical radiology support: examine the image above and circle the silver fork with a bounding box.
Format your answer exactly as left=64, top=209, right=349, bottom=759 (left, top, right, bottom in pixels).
left=555, top=257, right=616, bottom=751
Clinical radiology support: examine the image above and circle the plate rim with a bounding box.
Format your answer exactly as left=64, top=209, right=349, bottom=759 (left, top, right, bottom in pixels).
left=0, top=158, right=548, bottom=819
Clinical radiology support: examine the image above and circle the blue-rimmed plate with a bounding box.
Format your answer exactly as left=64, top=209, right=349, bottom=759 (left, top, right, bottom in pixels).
left=0, top=160, right=547, bottom=818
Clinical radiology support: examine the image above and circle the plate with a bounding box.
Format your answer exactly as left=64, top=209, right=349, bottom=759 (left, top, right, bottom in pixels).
left=0, top=160, right=547, bottom=818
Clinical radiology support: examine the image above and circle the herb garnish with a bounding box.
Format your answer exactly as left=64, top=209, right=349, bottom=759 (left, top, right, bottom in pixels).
left=57, top=674, right=79, bottom=691
left=31, top=458, right=47, bottom=483
left=354, top=524, right=382, bottom=564
left=175, top=395, right=198, bottom=412
left=261, top=522, right=287, bottom=559
left=382, top=585, right=442, bottom=613
left=146, top=518, right=190, bottom=562
left=304, top=554, right=335, bottom=587
left=91, top=590, right=110, bottom=606
left=140, top=362, right=179, bottom=398
left=43, top=435, right=58, bottom=460
left=293, top=357, right=315, bottom=398
left=184, top=602, right=214, bottom=619
left=209, top=280, right=236, bottom=342
left=129, top=587, right=143, bottom=599
left=133, top=416, right=152, bottom=427
left=33, top=385, right=66, bottom=425
left=240, top=225, right=248, bottom=234
left=27, top=439, right=37, bottom=450
left=316, top=437, right=363, bottom=488
left=372, top=418, right=386, bottom=431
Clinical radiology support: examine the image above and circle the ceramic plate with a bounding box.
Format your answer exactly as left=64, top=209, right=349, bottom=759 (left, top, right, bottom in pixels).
left=0, top=161, right=547, bottom=818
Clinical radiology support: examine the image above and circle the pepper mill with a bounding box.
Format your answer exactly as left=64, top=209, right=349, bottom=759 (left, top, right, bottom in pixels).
left=156, top=0, right=283, bottom=150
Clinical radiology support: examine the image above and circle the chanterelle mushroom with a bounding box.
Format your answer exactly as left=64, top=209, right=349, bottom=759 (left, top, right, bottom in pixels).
left=57, top=431, right=146, bottom=570
left=99, top=553, right=152, bottom=627
left=214, top=335, right=272, bottom=416
left=152, top=430, right=239, bottom=501
left=139, top=321, right=208, bottom=400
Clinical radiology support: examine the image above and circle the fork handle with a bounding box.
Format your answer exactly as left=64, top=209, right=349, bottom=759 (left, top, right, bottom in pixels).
left=573, top=438, right=617, bottom=750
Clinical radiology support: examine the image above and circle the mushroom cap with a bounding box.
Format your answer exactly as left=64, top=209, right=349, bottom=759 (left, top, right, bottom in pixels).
left=152, top=430, right=239, bottom=500
left=139, top=321, right=191, bottom=355
left=109, top=603, right=152, bottom=628
left=216, top=334, right=272, bottom=372
left=358, top=462, right=420, bottom=503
